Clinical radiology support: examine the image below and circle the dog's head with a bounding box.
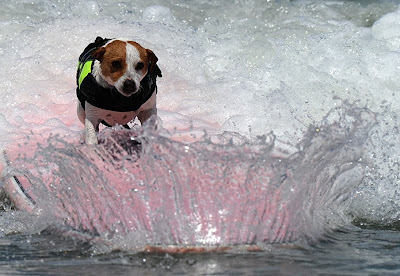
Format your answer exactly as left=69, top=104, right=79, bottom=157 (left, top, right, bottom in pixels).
left=92, top=39, right=158, bottom=97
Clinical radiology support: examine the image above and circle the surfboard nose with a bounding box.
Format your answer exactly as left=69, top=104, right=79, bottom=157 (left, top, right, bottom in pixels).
left=1, top=150, right=35, bottom=213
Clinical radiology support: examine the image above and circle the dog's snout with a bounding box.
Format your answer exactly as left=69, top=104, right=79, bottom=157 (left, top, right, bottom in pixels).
left=123, top=79, right=136, bottom=93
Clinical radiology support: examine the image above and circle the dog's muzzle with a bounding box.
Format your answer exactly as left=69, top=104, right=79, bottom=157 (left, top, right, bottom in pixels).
left=122, top=79, right=137, bottom=96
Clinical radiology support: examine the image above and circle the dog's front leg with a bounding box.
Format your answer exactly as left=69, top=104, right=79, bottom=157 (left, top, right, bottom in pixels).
left=138, top=107, right=157, bottom=125
left=84, top=118, right=99, bottom=145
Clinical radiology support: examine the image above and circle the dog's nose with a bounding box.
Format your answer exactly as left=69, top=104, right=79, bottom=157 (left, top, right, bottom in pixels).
left=123, top=80, right=136, bottom=93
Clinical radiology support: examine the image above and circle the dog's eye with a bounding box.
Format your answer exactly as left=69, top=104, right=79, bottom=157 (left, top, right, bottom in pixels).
left=111, top=60, right=122, bottom=69
left=135, top=62, right=144, bottom=70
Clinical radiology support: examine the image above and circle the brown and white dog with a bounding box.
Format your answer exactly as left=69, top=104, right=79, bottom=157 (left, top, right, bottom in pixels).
left=76, top=37, right=162, bottom=144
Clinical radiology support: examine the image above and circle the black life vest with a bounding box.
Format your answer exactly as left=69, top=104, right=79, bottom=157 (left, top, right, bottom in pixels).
left=76, top=36, right=162, bottom=112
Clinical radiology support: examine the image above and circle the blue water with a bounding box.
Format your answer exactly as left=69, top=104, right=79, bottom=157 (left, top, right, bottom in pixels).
left=1, top=225, right=400, bottom=275
left=2, top=0, right=400, bottom=275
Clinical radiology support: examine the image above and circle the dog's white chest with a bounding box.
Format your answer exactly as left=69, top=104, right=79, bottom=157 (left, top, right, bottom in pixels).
left=85, top=102, right=138, bottom=126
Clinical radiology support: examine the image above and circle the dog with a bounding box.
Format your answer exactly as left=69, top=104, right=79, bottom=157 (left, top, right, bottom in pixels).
left=76, top=37, right=162, bottom=144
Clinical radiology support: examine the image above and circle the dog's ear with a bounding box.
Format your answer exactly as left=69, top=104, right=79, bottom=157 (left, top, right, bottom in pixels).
left=92, top=47, right=106, bottom=62
left=146, top=49, right=158, bottom=72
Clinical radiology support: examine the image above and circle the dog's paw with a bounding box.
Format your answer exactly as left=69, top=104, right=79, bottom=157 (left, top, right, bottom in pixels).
left=84, top=119, right=98, bottom=145
left=85, top=135, right=98, bottom=145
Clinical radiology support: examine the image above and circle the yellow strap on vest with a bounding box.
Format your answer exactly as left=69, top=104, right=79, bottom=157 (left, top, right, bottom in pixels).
left=78, top=60, right=93, bottom=89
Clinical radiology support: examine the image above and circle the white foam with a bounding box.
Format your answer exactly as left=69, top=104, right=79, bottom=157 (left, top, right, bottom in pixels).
left=142, top=5, right=173, bottom=23
left=372, top=8, right=400, bottom=51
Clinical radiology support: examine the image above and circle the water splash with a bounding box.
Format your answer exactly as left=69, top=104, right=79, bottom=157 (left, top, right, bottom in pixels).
left=349, top=105, right=400, bottom=229
left=2, top=106, right=375, bottom=250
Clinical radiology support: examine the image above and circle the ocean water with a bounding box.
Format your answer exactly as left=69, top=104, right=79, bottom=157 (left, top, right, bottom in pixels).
left=1, top=0, right=400, bottom=275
